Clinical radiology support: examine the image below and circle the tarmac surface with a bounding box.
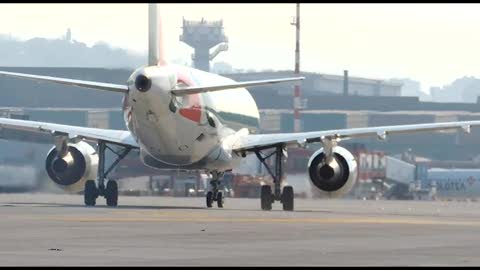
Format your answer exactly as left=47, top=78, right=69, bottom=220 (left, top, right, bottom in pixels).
left=1, top=193, right=480, bottom=266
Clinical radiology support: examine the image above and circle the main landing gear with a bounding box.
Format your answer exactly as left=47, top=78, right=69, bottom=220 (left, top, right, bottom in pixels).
left=255, top=144, right=294, bottom=211
left=84, top=141, right=131, bottom=207
left=206, top=171, right=224, bottom=208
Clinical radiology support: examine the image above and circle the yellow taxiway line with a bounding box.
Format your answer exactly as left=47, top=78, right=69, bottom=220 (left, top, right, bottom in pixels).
left=46, top=215, right=480, bottom=226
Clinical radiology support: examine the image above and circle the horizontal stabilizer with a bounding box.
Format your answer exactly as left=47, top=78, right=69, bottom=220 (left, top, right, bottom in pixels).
left=171, top=77, right=305, bottom=96
left=0, top=71, right=128, bottom=93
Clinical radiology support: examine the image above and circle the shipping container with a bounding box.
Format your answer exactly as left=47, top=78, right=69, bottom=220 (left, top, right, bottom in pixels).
left=427, top=168, right=480, bottom=199
left=385, top=156, right=415, bottom=185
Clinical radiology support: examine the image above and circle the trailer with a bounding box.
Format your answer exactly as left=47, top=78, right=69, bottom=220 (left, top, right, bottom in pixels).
left=426, top=168, right=480, bottom=200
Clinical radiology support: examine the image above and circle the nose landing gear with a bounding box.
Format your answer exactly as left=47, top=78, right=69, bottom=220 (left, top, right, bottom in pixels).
left=206, top=171, right=224, bottom=208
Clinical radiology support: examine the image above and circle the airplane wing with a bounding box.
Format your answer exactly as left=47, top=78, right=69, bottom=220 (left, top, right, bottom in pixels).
left=232, top=121, right=480, bottom=152
left=0, top=71, right=128, bottom=93
left=171, top=77, right=304, bottom=96
left=0, top=117, right=138, bottom=148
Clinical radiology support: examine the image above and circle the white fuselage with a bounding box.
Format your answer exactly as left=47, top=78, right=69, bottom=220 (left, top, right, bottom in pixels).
left=123, top=65, right=260, bottom=172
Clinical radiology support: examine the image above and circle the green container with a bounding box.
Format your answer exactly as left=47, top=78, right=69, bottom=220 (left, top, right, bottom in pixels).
left=302, top=113, right=346, bottom=132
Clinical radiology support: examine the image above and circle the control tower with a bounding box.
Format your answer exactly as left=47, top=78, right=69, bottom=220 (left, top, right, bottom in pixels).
left=180, top=17, right=228, bottom=72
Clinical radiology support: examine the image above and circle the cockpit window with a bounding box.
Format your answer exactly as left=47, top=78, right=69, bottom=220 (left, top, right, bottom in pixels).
left=171, top=80, right=189, bottom=108
left=169, top=98, right=177, bottom=113
left=174, top=95, right=184, bottom=107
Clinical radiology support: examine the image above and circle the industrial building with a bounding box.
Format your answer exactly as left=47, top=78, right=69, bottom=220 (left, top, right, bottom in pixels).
left=226, top=71, right=403, bottom=97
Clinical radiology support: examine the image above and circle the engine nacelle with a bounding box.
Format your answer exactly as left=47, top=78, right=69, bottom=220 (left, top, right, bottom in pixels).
left=45, top=141, right=98, bottom=193
left=307, top=146, right=358, bottom=198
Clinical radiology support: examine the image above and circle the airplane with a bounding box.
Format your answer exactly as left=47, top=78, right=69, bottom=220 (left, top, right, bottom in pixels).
left=1, top=4, right=480, bottom=211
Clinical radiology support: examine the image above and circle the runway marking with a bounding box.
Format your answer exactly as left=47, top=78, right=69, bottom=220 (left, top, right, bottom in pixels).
left=47, top=216, right=480, bottom=226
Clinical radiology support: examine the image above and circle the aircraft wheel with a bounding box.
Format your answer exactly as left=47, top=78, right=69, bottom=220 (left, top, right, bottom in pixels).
left=217, top=192, right=224, bottom=208
left=105, top=180, right=118, bottom=207
left=282, top=186, right=294, bottom=211
left=84, top=180, right=97, bottom=206
left=261, top=185, right=273, bottom=211
left=206, top=191, right=214, bottom=208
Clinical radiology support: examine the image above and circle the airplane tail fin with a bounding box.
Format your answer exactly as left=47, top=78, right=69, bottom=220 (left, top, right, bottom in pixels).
left=148, top=4, right=167, bottom=66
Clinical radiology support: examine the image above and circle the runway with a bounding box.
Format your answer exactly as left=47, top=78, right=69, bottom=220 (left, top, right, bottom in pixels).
left=1, top=194, right=480, bottom=266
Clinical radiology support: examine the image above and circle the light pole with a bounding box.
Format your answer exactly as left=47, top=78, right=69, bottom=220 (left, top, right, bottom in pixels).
left=291, top=3, right=301, bottom=133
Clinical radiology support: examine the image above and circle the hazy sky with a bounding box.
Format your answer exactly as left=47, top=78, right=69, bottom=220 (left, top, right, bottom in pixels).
left=1, top=3, right=480, bottom=93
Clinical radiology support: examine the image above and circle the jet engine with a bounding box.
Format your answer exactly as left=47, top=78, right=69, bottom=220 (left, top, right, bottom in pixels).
left=307, top=146, right=358, bottom=198
left=45, top=141, right=98, bottom=193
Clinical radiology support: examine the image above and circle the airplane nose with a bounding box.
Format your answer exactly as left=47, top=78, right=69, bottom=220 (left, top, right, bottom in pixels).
left=135, top=74, right=152, bottom=92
